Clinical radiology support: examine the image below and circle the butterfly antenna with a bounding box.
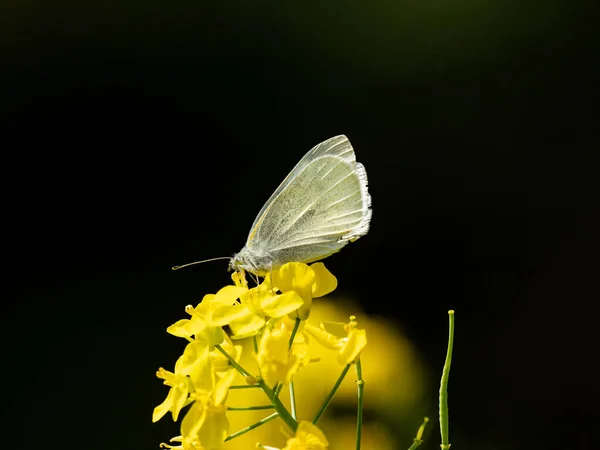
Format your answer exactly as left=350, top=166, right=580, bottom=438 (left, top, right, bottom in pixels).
left=172, top=256, right=231, bottom=271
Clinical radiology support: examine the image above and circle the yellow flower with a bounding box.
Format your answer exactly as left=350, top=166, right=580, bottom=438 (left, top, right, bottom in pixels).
left=220, top=282, right=305, bottom=340
left=282, top=421, right=329, bottom=450
left=167, top=283, right=248, bottom=346
left=178, top=367, right=237, bottom=449
left=304, top=315, right=367, bottom=365
left=152, top=367, right=194, bottom=423
left=256, top=317, right=311, bottom=388
left=268, top=262, right=337, bottom=320
left=178, top=339, right=240, bottom=449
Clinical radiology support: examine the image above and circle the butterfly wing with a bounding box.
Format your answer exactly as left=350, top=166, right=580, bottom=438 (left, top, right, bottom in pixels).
left=246, top=135, right=372, bottom=268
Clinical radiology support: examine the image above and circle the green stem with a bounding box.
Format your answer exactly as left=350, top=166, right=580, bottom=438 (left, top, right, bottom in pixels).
left=229, top=384, right=260, bottom=390
left=439, top=310, right=455, bottom=450
left=215, top=344, right=253, bottom=378
left=215, top=343, right=296, bottom=432
left=259, top=379, right=298, bottom=432
left=407, top=417, right=429, bottom=450
left=289, top=379, right=297, bottom=420
left=274, top=382, right=283, bottom=397
left=288, top=317, right=301, bottom=349
left=355, top=359, right=364, bottom=450
left=224, top=412, right=279, bottom=442
left=228, top=405, right=274, bottom=411
left=313, top=363, right=351, bottom=424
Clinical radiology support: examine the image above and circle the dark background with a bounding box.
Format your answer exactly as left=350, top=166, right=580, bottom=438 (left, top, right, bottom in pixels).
left=1, top=1, right=599, bottom=449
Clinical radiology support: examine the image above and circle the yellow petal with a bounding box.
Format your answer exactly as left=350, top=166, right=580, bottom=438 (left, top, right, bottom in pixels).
left=338, top=329, right=367, bottom=365
left=228, top=314, right=266, bottom=340
left=261, top=291, right=304, bottom=317
left=271, top=263, right=315, bottom=304
left=213, top=285, right=247, bottom=305
left=167, top=319, right=195, bottom=338
left=152, top=388, right=175, bottom=423
left=214, top=366, right=237, bottom=405
left=198, top=405, right=229, bottom=449
left=171, top=383, right=190, bottom=422
left=176, top=341, right=209, bottom=376
left=181, top=401, right=207, bottom=443
left=303, top=323, right=341, bottom=351
left=310, top=263, right=338, bottom=298
left=195, top=325, right=224, bottom=348
left=210, top=303, right=250, bottom=327
left=189, top=346, right=215, bottom=393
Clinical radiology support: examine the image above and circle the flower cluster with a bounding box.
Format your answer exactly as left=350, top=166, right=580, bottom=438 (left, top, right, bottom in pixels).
left=153, top=262, right=368, bottom=449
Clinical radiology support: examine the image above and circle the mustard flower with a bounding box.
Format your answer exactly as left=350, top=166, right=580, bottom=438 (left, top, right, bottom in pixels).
left=217, top=281, right=305, bottom=340
left=304, top=315, right=367, bottom=365
left=167, top=284, right=248, bottom=347
left=268, top=262, right=337, bottom=320
left=152, top=367, right=194, bottom=423
left=283, top=420, right=329, bottom=450
left=179, top=338, right=240, bottom=449
left=256, top=317, right=311, bottom=388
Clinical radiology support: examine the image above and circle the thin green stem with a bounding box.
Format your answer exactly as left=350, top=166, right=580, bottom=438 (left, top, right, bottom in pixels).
left=258, top=379, right=298, bottom=432
left=288, top=317, right=301, bottom=349
left=274, top=382, right=283, bottom=397
left=216, top=343, right=296, bottom=432
left=229, top=384, right=260, bottom=390
left=215, top=344, right=253, bottom=378
left=439, top=310, right=455, bottom=450
left=289, top=379, right=297, bottom=420
left=228, top=405, right=274, bottom=411
left=355, top=359, right=364, bottom=450
left=224, top=412, right=279, bottom=442
left=407, top=417, right=429, bottom=450
left=313, top=363, right=351, bottom=424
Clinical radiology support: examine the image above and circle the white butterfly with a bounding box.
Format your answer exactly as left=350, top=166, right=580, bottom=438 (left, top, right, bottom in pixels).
left=229, top=135, right=372, bottom=275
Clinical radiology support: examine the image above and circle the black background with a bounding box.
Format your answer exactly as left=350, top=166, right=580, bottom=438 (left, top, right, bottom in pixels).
left=1, top=1, right=599, bottom=449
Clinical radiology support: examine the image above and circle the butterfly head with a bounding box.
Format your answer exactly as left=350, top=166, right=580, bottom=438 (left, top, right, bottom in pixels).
left=229, top=245, right=273, bottom=276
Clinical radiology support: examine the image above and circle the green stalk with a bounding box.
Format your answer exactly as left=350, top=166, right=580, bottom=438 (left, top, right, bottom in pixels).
left=215, top=344, right=252, bottom=378
left=289, top=379, right=297, bottom=420
left=215, top=343, right=297, bottom=432
left=229, top=384, right=260, bottom=390
left=407, top=417, right=429, bottom=450
left=288, top=317, right=301, bottom=349
left=259, top=379, right=298, bottom=432
left=355, top=359, right=364, bottom=450
left=439, top=310, right=455, bottom=450
left=224, top=412, right=279, bottom=442
left=313, top=363, right=351, bottom=424
left=228, top=405, right=274, bottom=411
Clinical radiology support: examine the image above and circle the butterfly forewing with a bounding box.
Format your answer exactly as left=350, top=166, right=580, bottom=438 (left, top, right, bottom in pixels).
left=247, top=154, right=368, bottom=267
